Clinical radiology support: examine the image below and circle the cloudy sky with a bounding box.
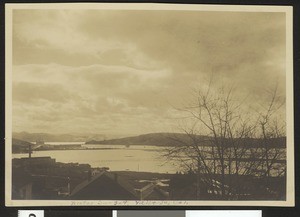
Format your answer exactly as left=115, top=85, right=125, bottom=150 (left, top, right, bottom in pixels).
left=12, top=8, right=286, bottom=135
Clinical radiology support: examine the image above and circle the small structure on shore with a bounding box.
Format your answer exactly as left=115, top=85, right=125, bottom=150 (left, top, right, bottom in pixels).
left=36, top=137, right=45, bottom=146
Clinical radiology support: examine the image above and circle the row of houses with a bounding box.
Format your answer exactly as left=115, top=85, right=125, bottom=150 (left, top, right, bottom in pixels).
left=12, top=156, right=171, bottom=200
left=12, top=156, right=286, bottom=201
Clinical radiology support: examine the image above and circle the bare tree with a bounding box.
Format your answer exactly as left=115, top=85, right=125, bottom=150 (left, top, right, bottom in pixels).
left=164, top=81, right=286, bottom=200
left=256, top=85, right=286, bottom=178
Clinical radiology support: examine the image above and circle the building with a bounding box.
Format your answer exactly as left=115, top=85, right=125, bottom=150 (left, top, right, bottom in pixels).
left=69, top=171, right=169, bottom=200
left=12, top=168, right=33, bottom=199
left=69, top=171, right=138, bottom=200
left=13, top=157, right=56, bottom=172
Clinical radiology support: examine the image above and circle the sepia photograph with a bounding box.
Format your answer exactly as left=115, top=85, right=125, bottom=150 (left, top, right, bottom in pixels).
left=5, top=3, right=294, bottom=206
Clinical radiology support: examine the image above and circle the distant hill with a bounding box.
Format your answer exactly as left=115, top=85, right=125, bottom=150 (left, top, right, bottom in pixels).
left=86, top=133, right=210, bottom=146
left=12, top=138, right=32, bottom=153
left=12, top=131, right=128, bottom=142
left=86, top=133, right=286, bottom=148
left=12, top=132, right=286, bottom=149
left=12, top=138, right=32, bottom=147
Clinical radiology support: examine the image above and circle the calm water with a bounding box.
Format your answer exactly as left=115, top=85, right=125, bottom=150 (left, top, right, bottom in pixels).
left=12, top=145, right=178, bottom=173
left=13, top=143, right=286, bottom=175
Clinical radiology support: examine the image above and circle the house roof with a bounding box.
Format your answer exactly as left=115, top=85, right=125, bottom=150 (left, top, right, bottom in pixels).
left=70, top=171, right=169, bottom=200
left=70, top=171, right=138, bottom=198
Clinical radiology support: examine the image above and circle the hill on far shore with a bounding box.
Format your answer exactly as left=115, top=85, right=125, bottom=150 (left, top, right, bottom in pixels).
left=86, top=133, right=286, bottom=148
left=86, top=133, right=199, bottom=146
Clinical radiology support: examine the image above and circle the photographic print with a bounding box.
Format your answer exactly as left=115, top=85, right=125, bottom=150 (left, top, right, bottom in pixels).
left=5, top=3, right=294, bottom=206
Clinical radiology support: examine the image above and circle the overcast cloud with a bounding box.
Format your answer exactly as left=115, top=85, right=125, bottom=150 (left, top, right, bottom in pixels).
left=12, top=9, right=286, bottom=135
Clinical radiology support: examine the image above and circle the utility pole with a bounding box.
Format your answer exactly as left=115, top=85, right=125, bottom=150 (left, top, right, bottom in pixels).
left=28, top=144, right=32, bottom=158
